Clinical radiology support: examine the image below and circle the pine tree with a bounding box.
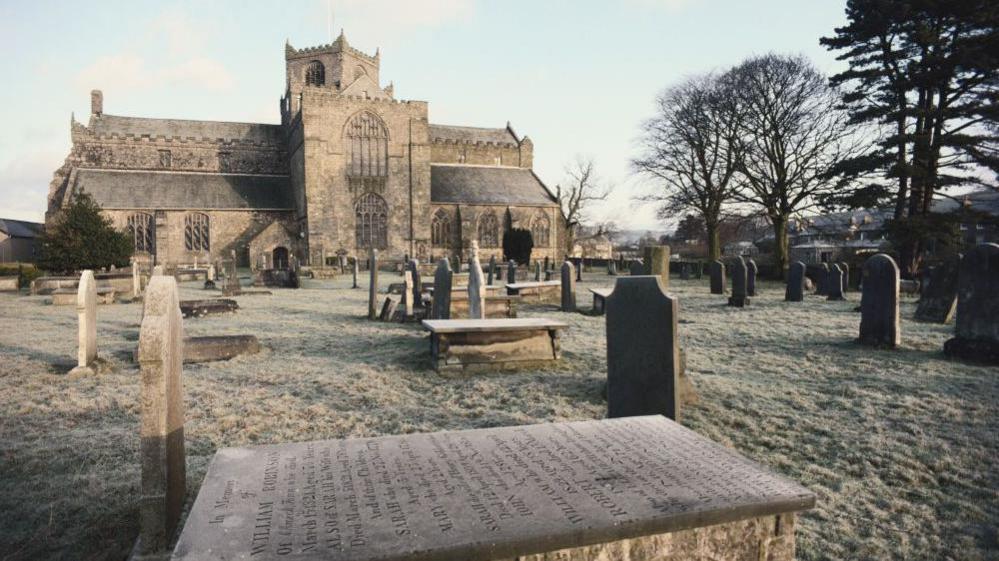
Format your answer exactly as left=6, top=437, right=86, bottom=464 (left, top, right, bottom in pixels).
left=38, top=191, right=133, bottom=274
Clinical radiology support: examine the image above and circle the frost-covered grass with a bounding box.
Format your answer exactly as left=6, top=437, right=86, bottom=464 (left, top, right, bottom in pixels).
left=0, top=272, right=996, bottom=561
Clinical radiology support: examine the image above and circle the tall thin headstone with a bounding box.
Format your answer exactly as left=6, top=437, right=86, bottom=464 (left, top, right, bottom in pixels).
left=647, top=245, right=670, bottom=289
left=607, top=259, right=617, bottom=276
left=431, top=258, right=453, bottom=320
left=575, top=258, right=583, bottom=282
left=727, top=257, right=749, bottom=307
left=815, top=263, right=830, bottom=295
left=534, top=261, right=542, bottom=281
left=407, top=259, right=422, bottom=309
left=352, top=259, right=359, bottom=289
left=838, top=262, right=850, bottom=292
left=487, top=255, right=496, bottom=285
left=507, top=260, right=517, bottom=284
left=367, top=248, right=379, bottom=320
left=746, top=259, right=758, bottom=297
left=786, top=261, right=806, bottom=302
left=859, top=254, right=900, bottom=348
left=69, top=270, right=98, bottom=376
left=402, top=270, right=415, bottom=318
left=709, top=260, right=725, bottom=294
left=467, top=241, right=487, bottom=319
left=944, top=243, right=999, bottom=364
left=606, top=276, right=680, bottom=420
left=137, top=275, right=185, bottom=556
left=561, top=261, right=576, bottom=312
left=543, top=256, right=550, bottom=274
left=680, top=263, right=690, bottom=281
left=914, top=256, right=960, bottom=323
left=827, top=265, right=845, bottom=301
left=131, top=257, right=141, bottom=298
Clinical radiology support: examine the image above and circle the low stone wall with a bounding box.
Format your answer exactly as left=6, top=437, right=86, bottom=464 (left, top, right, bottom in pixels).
left=0, top=277, right=18, bottom=292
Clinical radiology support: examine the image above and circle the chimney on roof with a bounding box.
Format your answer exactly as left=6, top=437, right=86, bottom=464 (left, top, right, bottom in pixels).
left=91, top=90, right=103, bottom=116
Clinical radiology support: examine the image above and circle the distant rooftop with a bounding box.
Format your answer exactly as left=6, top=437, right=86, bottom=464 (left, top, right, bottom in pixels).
left=429, top=124, right=519, bottom=145
left=0, top=218, right=43, bottom=238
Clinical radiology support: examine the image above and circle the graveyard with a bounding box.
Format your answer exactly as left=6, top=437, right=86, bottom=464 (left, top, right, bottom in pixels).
left=0, top=266, right=996, bottom=561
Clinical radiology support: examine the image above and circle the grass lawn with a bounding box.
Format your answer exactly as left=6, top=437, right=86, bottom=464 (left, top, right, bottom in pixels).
left=0, top=271, right=995, bottom=560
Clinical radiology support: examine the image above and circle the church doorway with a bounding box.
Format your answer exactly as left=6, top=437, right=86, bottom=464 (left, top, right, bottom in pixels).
left=272, top=246, right=290, bottom=270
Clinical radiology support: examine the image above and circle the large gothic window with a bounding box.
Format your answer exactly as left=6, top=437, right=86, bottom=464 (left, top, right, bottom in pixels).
left=305, top=60, right=325, bottom=86
left=531, top=213, right=551, bottom=247
left=184, top=213, right=210, bottom=252
left=127, top=212, right=154, bottom=253
left=346, top=111, right=389, bottom=178
left=431, top=208, right=451, bottom=248
left=355, top=193, right=388, bottom=249
left=478, top=211, right=499, bottom=248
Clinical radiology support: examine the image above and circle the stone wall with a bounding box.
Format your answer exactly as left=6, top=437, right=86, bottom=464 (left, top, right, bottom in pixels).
left=430, top=140, right=525, bottom=167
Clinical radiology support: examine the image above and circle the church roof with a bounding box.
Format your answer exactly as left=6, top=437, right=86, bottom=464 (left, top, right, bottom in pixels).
left=430, top=164, right=557, bottom=206
left=88, top=114, right=285, bottom=144
left=72, top=169, right=294, bottom=210
left=428, top=124, right=518, bottom=145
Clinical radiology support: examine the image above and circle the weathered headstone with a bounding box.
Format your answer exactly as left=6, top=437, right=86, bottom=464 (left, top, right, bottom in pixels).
left=204, top=263, right=216, bottom=290
left=859, top=254, right=900, bottom=348
left=379, top=297, right=397, bottom=322
left=838, top=262, right=850, bottom=292
left=815, top=263, right=830, bottom=295
left=746, top=259, right=757, bottom=297
left=629, top=260, right=644, bottom=276
left=727, top=257, right=749, bottom=307
left=680, top=263, right=690, bottom=281
left=534, top=261, right=542, bottom=281
left=507, top=260, right=517, bottom=284
left=914, top=256, right=960, bottom=323
left=709, top=259, right=725, bottom=295
left=607, top=259, right=617, bottom=276
left=136, top=275, right=186, bottom=557
left=944, top=243, right=999, bottom=364
left=575, top=258, right=583, bottom=282
left=431, top=258, right=453, bottom=320
left=543, top=256, right=550, bottom=273
left=646, top=245, right=670, bottom=289
left=827, top=264, right=845, bottom=301
left=69, top=270, right=98, bottom=376
left=131, top=258, right=142, bottom=298
left=607, top=276, right=680, bottom=420
left=467, top=241, right=487, bottom=319
left=407, top=259, right=422, bottom=309
left=786, top=261, right=806, bottom=302
left=561, top=261, right=576, bottom=312
left=487, top=255, right=496, bottom=286
left=367, top=248, right=379, bottom=320
left=402, top=270, right=415, bottom=318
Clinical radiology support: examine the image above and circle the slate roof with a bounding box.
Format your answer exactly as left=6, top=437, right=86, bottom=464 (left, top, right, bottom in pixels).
left=89, top=114, right=285, bottom=144
left=430, top=164, right=557, bottom=206
left=0, top=218, right=43, bottom=238
left=72, top=169, right=294, bottom=210
left=428, top=124, right=518, bottom=145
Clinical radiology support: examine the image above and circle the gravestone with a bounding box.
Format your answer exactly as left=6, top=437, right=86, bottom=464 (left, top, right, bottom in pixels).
left=407, top=259, right=422, bottom=309
left=646, top=245, right=670, bottom=289
left=431, top=258, right=453, bottom=320
left=786, top=261, right=806, bottom=302
left=467, top=241, right=487, bottom=319
left=746, top=259, right=758, bottom=297
left=914, top=256, right=960, bottom=323
left=838, top=262, right=850, bottom=292
left=367, top=249, right=379, bottom=320
left=859, top=254, right=900, bottom=348
left=379, top=297, right=397, bottom=322
left=575, top=258, right=583, bottom=282
left=173, top=416, right=814, bottom=561
left=131, top=258, right=142, bottom=298
left=487, top=255, right=496, bottom=286
left=507, top=260, right=517, bottom=284
left=827, top=265, right=845, bottom=301
left=607, top=259, right=617, bottom=276
left=69, top=270, right=98, bottom=376
left=204, top=263, right=216, bottom=290
left=727, top=257, right=749, bottom=307
left=944, top=243, right=999, bottom=364
left=352, top=259, right=359, bottom=289
left=561, top=261, right=576, bottom=312
left=629, top=260, right=645, bottom=276
left=402, top=270, right=415, bottom=318
left=534, top=261, right=542, bottom=281
left=815, top=263, right=830, bottom=295
left=709, top=260, right=725, bottom=295
left=136, top=275, right=186, bottom=557
left=680, top=263, right=690, bottom=280
left=543, top=256, right=550, bottom=273
left=606, top=276, right=680, bottom=420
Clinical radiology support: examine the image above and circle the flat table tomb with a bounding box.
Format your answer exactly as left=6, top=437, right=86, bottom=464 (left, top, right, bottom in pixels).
left=505, top=281, right=562, bottom=303
left=421, top=318, right=568, bottom=371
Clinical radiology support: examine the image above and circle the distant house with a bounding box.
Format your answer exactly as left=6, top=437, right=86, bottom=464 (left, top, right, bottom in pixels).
left=723, top=241, right=759, bottom=257
left=571, top=234, right=614, bottom=259
left=0, top=218, right=44, bottom=263
left=788, top=209, right=889, bottom=264
left=931, top=189, right=999, bottom=246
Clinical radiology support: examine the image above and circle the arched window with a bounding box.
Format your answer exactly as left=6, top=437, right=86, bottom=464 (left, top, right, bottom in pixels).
left=355, top=193, right=388, bottom=249
left=478, top=211, right=499, bottom=248
left=305, top=60, right=325, bottom=86
left=431, top=208, right=451, bottom=248
left=184, top=213, right=210, bottom=252
left=531, top=213, right=551, bottom=247
left=127, top=213, right=154, bottom=253
left=345, top=111, right=389, bottom=178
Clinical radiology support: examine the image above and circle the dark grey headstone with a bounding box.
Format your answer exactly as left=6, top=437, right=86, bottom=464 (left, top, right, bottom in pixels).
left=407, top=259, right=422, bottom=309
left=827, top=265, right=845, bottom=301
left=172, top=416, right=815, bottom=561
left=786, top=261, right=805, bottom=302
left=628, top=260, right=644, bottom=276
left=575, top=258, right=583, bottom=282
left=367, top=249, right=379, bottom=320
left=859, top=254, right=900, bottom=348
left=914, top=256, right=960, bottom=323
left=560, top=261, right=576, bottom=312
left=543, top=256, right=550, bottom=272
left=534, top=261, right=542, bottom=281
left=727, top=257, right=749, bottom=307
left=379, top=297, right=396, bottom=321
left=746, top=259, right=757, bottom=297
left=607, top=276, right=680, bottom=420
left=351, top=259, right=359, bottom=289
left=487, top=255, right=496, bottom=286
left=507, top=260, right=517, bottom=284
left=815, top=263, right=830, bottom=295
left=944, top=243, right=999, bottom=364
left=607, top=259, right=617, bottom=276
left=431, top=258, right=453, bottom=320
left=709, top=260, right=725, bottom=295
left=680, top=263, right=690, bottom=280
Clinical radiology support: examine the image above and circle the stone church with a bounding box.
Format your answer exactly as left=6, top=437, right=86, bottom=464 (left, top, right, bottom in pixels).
left=46, top=32, right=560, bottom=269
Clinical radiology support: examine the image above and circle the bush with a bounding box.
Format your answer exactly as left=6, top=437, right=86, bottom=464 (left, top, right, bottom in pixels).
left=502, top=228, right=534, bottom=265
left=37, top=191, right=133, bottom=274
left=0, top=264, right=44, bottom=289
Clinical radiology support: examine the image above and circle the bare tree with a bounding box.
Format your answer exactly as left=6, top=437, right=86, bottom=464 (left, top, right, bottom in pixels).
left=555, top=156, right=609, bottom=258
left=731, top=54, right=865, bottom=277
left=633, top=73, right=744, bottom=261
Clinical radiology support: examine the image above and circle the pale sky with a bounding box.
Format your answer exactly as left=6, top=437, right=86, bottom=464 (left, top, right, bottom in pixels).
left=0, top=0, right=849, bottom=229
